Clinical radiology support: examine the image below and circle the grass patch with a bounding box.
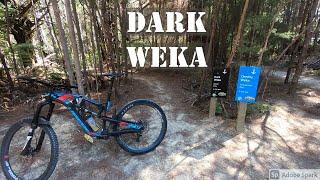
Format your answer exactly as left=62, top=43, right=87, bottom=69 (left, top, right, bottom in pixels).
left=313, top=70, right=320, bottom=76
left=247, top=102, right=271, bottom=116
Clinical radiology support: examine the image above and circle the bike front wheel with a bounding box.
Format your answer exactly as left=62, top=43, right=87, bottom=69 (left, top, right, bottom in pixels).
left=1, top=118, right=59, bottom=180
left=115, top=99, right=167, bottom=154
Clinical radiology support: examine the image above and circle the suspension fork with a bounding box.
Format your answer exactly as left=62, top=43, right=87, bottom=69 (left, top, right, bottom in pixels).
left=35, top=102, right=55, bottom=152
left=32, top=100, right=53, bottom=127
left=22, top=100, right=54, bottom=154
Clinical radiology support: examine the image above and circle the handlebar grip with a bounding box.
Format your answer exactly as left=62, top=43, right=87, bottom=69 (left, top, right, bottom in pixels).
left=55, top=84, right=78, bottom=89
left=101, top=72, right=127, bottom=78
left=69, top=85, right=78, bottom=89
left=17, top=76, right=35, bottom=82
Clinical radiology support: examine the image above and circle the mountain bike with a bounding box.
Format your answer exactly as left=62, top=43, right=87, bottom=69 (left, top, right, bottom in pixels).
left=1, top=72, right=167, bottom=180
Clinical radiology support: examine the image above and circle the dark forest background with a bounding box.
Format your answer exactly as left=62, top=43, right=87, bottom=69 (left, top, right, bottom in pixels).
left=0, top=0, right=319, bottom=112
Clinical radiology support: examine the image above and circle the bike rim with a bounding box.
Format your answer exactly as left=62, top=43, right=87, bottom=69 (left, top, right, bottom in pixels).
left=4, top=124, right=53, bottom=179
left=118, top=104, right=165, bottom=151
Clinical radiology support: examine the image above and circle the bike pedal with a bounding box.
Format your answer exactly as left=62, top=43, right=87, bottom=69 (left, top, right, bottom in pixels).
left=84, top=134, right=94, bottom=143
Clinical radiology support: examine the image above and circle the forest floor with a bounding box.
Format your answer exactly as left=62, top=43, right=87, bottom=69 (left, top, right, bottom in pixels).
left=0, top=71, right=319, bottom=180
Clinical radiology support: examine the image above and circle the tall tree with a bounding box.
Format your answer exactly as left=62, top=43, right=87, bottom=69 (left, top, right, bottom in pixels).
left=226, top=0, right=250, bottom=67
left=51, top=0, right=76, bottom=86
left=0, top=48, right=14, bottom=89
left=0, top=0, right=41, bottom=67
left=120, top=0, right=128, bottom=74
left=71, top=0, right=89, bottom=91
left=64, top=0, right=85, bottom=95
left=44, top=0, right=62, bottom=59
left=99, top=0, right=115, bottom=72
left=197, top=0, right=222, bottom=99
left=289, top=0, right=319, bottom=94
left=88, top=0, right=103, bottom=75
left=4, top=0, right=18, bottom=75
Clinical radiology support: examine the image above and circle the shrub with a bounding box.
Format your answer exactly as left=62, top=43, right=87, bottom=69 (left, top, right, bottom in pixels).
left=247, top=102, right=271, bottom=116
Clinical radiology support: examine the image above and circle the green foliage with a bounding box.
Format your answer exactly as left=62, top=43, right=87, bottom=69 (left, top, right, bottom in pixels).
left=247, top=102, right=271, bottom=116
left=313, top=70, right=320, bottom=76
left=246, top=14, right=274, bottom=31
left=238, top=45, right=260, bottom=55
left=14, top=43, right=34, bottom=67
left=0, top=2, right=18, bottom=48
left=48, top=72, right=66, bottom=82
left=0, top=4, right=6, bottom=27
left=128, top=39, right=151, bottom=47
left=216, top=103, right=222, bottom=114
left=32, top=65, right=65, bottom=81
left=273, top=31, right=295, bottom=41
left=0, top=5, right=7, bottom=48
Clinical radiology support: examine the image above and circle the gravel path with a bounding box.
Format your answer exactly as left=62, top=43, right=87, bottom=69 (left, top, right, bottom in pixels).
left=270, top=70, right=320, bottom=90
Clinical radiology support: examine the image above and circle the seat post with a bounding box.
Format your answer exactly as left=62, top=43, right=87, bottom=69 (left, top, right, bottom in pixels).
left=106, top=77, right=115, bottom=102
left=105, top=77, right=115, bottom=112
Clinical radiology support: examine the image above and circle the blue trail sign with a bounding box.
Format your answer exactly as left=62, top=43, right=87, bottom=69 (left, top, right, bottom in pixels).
left=235, top=66, right=261, bottom=103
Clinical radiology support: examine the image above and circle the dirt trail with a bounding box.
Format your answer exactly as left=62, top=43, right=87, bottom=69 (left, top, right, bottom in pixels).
left=1, top=72, right=319, bottom=180
left=270, top=70, right=320, bottom=90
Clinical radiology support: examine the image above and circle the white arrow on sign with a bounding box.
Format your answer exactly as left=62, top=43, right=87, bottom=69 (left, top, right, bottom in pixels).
left=251, top=68, right=256, bottom=75
left=223, top=69, right=227, bottom=74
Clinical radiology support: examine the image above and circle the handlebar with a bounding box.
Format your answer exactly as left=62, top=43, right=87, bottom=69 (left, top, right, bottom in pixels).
left=100, top=72, right=126, bottom=79
left=17, top=72, right=125, bottom=92
left=17, top=76, right=78, bottom=91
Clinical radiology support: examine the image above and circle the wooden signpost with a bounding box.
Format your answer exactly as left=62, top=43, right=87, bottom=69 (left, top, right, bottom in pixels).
left=235, top=66, right=261, bottom=132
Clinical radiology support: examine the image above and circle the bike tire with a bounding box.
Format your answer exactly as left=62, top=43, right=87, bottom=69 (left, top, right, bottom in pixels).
left=1, top=118, right=59, bottom=180
left=115, top=99, right=167, bottom=154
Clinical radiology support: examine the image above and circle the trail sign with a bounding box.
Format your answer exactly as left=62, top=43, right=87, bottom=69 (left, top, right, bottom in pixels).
left=235, top=66, right=261, bottom=103
left=211, top=68, right=230, bottom=98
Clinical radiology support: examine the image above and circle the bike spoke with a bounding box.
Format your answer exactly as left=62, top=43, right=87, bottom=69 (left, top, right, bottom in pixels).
left=7, top=125, right=52, bottom=179
left=118, top=104, right=164, bottom=150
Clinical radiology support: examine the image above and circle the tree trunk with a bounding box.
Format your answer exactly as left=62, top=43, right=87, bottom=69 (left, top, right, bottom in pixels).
left=44, top=0, right=62, bottom=61
left=289, top=0, right=319, bottom=95
left=0, top=0, right=41, bottom=67
left=226, top=0, right=250, bottom=67
left=51, top=0, right=76, bottom=86
left=258, top=29, right=306, bottom=93
left=71, top=0, right=89, bottom=93
left=33, top=1, right=48, bottom=77
left=114, top=1, right=121, bottom=74
left=64, top=0, right=85, bottom=95
left=0, top=48, right=14, bottom=89
left=314, top=17, right=320, bottom=46
left=88, top=0, right=103, bottom=75
left=5, top=0, right=19, bottom=75
left=197, top=0, right=222, bottom=99
left=257, top=18, right=275, bottom=66
left=89, top=15, right=100, bottom=98
left=284, top=66, right=292, bottom=84
left=99, top=0, right=115, bottom=72
left=257, top=2, right=282, bottom=66
left=45, top=15, right=59, bottom=54
left=206, top=0, right=221, bottom=70
left=120, top=0, right=128, bottom=74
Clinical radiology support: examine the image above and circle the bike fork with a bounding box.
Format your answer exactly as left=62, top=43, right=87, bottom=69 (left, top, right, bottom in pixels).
left=20, top=128, right=35, bottom=156
left=33, top=102, right=55, bottom=152
left=35, top=131, right=46, bottom=152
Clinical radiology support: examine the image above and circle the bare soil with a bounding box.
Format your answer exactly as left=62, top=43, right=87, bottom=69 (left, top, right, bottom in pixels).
left=0, top=71, right=319, bottom=180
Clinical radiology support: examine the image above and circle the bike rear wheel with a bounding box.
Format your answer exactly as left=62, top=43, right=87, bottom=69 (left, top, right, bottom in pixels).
left=1, top=118, right=59, bottom=180
left=115, top=99, right=167, bottom=154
